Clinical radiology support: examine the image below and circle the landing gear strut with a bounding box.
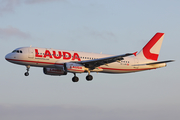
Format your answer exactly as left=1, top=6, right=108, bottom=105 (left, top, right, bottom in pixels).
left=24, top=65, right=30, bottom=76
left=72, top=73, right=79, bottom=82
left=86, top=71, right=93, bottom=81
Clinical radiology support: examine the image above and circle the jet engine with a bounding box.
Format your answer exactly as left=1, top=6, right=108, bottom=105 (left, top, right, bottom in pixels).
left=43, top=67, right=67, bottom=76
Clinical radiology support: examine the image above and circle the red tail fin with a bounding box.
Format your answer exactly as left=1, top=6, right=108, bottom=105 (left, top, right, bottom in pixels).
left=136, top=33, right=165, bottom=61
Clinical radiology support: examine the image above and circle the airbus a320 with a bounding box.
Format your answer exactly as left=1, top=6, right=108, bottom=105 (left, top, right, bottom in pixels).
left=5, top=33, right=174, bottom=82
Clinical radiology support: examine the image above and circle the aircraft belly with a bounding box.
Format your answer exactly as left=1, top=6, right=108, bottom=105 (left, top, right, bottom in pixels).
left=100, top=63, right=137, bottom=73
left=99, top=62, right=156, bottom=73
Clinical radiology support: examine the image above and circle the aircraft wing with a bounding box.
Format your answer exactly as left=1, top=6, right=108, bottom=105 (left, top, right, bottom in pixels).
left=78, top=53, right=133, bottom=69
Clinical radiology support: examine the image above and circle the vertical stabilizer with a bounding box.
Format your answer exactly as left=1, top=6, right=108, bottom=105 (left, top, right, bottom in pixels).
left=136, top=33, right=165, bottom=61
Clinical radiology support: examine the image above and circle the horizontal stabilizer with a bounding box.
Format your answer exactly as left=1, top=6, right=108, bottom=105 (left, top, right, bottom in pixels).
left=132, top=60, right=174, bottom=66
left=146, top=60, right=174, bottom=65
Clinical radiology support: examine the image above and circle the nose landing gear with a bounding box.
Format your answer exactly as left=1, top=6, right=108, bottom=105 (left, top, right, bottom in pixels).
left=24, top=65, right=30, bottom=76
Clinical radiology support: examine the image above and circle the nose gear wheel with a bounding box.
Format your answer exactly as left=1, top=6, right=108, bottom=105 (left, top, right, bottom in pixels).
left=24, top=65, right=30, bottom=76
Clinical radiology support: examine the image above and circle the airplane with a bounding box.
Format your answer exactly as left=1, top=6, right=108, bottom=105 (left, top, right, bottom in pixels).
left=5, top=32, right=174, bottom=82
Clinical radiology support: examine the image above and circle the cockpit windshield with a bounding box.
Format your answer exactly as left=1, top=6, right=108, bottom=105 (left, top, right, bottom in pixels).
left=12, top=50, right=22, bottom=53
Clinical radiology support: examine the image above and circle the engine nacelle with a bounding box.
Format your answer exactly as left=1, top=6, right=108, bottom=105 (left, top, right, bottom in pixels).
left=43, top=67, right=67, bottom=76
left=66, top=63, right=85, bottom=73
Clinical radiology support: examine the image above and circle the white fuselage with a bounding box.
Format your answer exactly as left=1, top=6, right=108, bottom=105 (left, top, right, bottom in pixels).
left=5, top=47, right=166, bottom=74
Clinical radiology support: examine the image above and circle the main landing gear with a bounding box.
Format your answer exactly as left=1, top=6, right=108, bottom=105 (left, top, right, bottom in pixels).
left=86, top=75, right=93, bottom=81
left=24, top=65, right=30, bottom=76
left=86, top=71, right=93, bottom=81
left=72, top=71, right=93, bottom=82
left=72, top=73, right=79, bottom=82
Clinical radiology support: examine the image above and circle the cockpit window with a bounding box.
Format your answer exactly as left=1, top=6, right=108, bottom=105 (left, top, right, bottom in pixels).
left=12, top=50, right=23, bottom=53
left=12, top=50, right=16, bottom=53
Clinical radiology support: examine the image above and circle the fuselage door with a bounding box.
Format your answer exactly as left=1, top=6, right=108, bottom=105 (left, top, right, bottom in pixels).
left=134, top=58, right=139, bottom=69
left=28, top=48, right=34, bottom=59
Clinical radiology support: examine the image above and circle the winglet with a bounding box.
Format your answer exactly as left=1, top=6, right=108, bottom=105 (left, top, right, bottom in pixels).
left=133, top=51, right=138, bottom=56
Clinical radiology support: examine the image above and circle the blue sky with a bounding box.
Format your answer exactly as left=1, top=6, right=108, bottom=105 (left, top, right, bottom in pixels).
left=0, top=0, right=180, bottom=120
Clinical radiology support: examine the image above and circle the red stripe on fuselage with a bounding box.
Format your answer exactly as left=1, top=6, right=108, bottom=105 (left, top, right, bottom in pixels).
left=6, top=58, right=56, bottom=65
left=6, top=58, right=154, bottom=72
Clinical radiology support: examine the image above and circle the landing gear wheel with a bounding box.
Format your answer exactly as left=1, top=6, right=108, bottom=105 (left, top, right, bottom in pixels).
left=86, top=75, right=93, bottom=81
left=24, top=72, right=29, bottom=76
left=24, top=65, right=30, bottom=76
left=72, top=76, right=79, bottom=82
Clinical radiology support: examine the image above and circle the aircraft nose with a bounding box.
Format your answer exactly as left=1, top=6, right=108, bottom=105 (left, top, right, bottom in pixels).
left=5, top=53, right=11, bottom=61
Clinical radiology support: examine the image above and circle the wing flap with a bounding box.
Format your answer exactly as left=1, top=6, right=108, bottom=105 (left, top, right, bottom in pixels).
left=78, top=53, right=133, bottom=69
